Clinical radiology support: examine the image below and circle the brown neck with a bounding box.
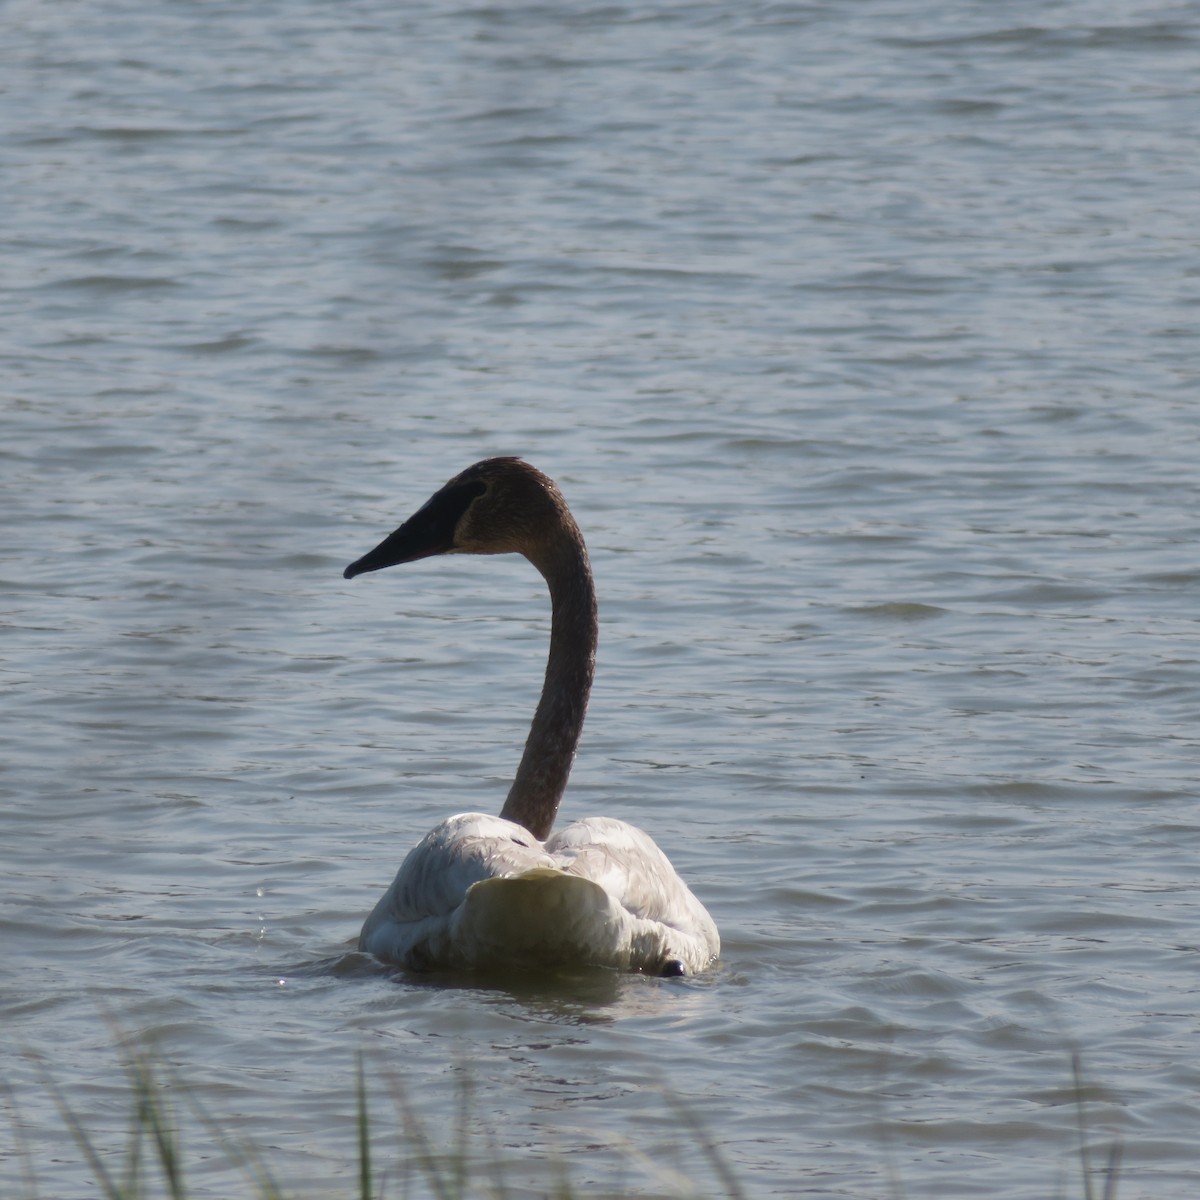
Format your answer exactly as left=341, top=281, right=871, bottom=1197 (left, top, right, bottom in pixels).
left=498, top=526, right=597, bottom=841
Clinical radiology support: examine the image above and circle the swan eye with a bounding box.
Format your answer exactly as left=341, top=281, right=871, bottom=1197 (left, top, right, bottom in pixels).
left=510, top=836, right=528, bottom=848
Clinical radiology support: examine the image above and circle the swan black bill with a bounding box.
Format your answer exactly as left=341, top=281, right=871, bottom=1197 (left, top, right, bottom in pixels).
left=343, top=524, right=435, bottom=578
left=343, top=478, right=486, bottom=579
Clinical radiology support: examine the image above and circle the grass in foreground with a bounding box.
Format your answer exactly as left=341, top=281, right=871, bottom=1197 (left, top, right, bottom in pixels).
left=6, top=1046, right=1122, bottom=1199
left=10, top=1045, right=744, bottom=1200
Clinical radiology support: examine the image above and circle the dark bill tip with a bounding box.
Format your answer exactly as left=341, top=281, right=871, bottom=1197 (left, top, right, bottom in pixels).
left=343, top=477, right=487, bottom=581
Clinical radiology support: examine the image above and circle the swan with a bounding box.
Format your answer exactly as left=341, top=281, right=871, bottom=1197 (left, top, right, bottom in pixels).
left=343, top=457, right=719, bottom=976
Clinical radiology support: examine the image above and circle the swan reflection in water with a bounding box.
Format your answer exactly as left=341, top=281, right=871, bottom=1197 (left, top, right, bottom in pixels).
left=343, top=458, right=719, bottom=977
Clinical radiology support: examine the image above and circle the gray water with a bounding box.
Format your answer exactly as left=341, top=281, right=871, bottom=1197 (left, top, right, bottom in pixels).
left=3, top=1, right=1199, bottom=1196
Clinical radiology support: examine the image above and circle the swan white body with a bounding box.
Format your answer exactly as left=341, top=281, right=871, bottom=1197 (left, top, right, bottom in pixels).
left=345, top=458, right=719, bottom=975
left=359, top=813, right=720, bottom=974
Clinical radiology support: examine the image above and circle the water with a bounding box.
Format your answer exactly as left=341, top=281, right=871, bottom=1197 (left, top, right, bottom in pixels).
left=3, top=0, right=1199, bottom=1195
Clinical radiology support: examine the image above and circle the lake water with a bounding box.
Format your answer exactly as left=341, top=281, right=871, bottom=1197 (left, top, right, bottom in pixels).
left=3, top=1, right=1199, bottom=1196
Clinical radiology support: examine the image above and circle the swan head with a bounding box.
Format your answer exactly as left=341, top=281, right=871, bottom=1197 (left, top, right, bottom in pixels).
left=343, top=458, right=575, bottom=579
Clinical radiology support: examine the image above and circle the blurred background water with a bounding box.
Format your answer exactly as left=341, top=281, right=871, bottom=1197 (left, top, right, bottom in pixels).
left=2, top=1, right=1199, bottom=1196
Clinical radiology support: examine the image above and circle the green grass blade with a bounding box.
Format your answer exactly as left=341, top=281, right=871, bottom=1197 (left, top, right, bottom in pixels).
left=357, top=1052, right=373, bottom=1200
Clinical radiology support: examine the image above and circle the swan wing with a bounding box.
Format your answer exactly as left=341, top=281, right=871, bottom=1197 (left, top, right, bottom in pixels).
left=546, top=817, right=720, bottom=973
left=357, top=813, right=557, bottom=965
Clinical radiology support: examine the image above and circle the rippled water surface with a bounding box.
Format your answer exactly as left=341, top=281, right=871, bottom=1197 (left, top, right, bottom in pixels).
left=3, top=1, right=1199, bottom=1196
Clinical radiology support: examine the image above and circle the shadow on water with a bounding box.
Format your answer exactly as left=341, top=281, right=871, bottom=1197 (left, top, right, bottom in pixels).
left=290, top=950, right=721, bottom=1024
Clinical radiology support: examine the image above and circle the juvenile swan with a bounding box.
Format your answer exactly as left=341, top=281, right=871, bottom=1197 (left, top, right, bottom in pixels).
left=344, top=458, right=719, bottom=975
